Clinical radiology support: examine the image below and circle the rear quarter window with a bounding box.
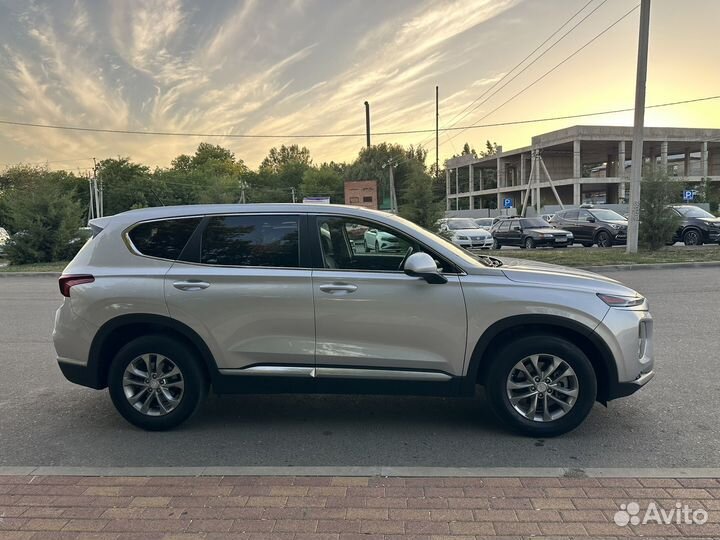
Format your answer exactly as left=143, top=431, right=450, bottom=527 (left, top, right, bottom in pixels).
left=127, top=218, right=202, bottom=260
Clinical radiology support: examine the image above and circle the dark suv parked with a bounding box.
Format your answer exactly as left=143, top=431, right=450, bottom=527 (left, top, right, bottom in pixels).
left=550, top=207, right=627, bottom=247
left=668, top=205, right=720, bottom=245
left=490, top=217, right=574, bottom=249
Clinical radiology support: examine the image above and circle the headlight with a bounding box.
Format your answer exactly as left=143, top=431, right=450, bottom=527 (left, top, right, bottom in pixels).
left=540, top=233, right=553, bottom=238
left=457, top=235, right=468, bottom=240
left=710, top=222, right=720, bottom=228
left=567, top=233, right=574, bottom=238
left=597, top=293, right=645, bottom=307
left=609, top=224, right=621, bottom=229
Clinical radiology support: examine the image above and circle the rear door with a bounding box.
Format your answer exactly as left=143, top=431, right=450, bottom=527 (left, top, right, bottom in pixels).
left=164, top=213, right=315, bottom=372
left=310, top=214, right=467, bottom=378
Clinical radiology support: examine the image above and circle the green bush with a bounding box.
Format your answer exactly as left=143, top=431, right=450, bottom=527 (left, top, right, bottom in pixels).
left=3, top=182, right=84, bottom=265
left=638, top=167, right=681, bottom=251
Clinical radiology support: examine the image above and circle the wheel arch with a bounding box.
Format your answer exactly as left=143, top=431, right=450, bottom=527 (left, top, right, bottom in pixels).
left=682, top=226, right=703, bottom=242
left=87, top=314, right=219, bottom=390
left=465, top=315, right=618, bottom=403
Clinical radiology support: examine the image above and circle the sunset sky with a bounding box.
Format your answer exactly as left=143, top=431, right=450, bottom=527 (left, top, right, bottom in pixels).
left=0, top=0, right=719, bottom=172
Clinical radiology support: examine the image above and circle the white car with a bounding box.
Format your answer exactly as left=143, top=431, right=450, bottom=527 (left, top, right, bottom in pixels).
left=364, top=227, right=403, bottom=252
left=0, top=227, right=9, bottom=256
left=439, top=218, right=493, bottom=251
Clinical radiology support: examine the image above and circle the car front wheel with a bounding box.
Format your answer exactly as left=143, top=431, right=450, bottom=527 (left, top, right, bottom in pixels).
left=596, top=231, right=612, bottom=248
left=108, top=335, right=207, bottom=431
left=485, top=335, right=597, bottom=437
left=683, top=229, right=703, bottom=246
left=524, top=237, right=536, bottom=249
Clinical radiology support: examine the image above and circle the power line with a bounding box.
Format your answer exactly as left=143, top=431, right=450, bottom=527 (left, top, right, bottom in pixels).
left=443, top=3, right=640, bottom=147
left=0, top=93, right=717, bottom=146
left=430, top=0, right=605, bottom=145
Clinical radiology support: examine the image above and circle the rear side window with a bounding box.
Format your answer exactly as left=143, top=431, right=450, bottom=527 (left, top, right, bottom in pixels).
left=201, top=215, right=300, bottom=267
left=128, top=218, right=201, bottom=260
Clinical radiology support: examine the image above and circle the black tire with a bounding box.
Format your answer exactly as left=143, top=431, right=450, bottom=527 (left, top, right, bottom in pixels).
left=485, top=335, right=597, bottom=437
left=492, top=239, right=501, bottom=250
left=553, top=245, right=568, bottom=248
left=524, top=237, right=536, bottom=249
left=595, top=230, right=612, bottom=248
left=581, top=242, right=593, bottom=248
left=108, top=335, right=207, bottom=431
left=683, top=228, right=703, bottom=246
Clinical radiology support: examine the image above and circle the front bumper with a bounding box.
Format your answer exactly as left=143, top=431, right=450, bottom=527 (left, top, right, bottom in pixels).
left=703, top=228, right=720, bottom=243
left=612, top=369, right=655, bottom=399
left=455, top=238, right=494, bottom=250
left=534, top=236, right=574, bottom=247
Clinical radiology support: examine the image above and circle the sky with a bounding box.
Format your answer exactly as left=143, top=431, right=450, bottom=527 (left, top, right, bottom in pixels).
left=0, top=0, right=719, bottom=172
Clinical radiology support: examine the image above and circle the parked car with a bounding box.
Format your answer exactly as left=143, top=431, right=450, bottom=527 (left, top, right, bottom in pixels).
left=437, top=218, right=493, bottom=251
left=667, top=205, right=720, bottom=245
left=0, top=227, right=9, bottom=257
left=364, top=227, right=402, bottom=252
left=550, top=208, right=627, bottom=247
left=473, top=217, right=497, bottom=230
left=54, top=204, right=654, bottom=436
left=490, top=217, right=573, bottom=249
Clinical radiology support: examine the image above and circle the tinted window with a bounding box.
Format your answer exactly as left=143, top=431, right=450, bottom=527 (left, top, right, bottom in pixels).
left=498, top=221, right=511, bottom=232
left=201, top=215, right=300, bottom=267
left=520, top=218, right=548, bottom=228
left=589, top=209, right=627, bottom=221
left=128, top=218, right=201, bottom=260
left=563, top=210, right=579, bottom=220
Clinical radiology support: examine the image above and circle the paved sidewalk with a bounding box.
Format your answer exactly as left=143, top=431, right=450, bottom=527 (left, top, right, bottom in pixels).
left=0, top=475, right=718, bottom=539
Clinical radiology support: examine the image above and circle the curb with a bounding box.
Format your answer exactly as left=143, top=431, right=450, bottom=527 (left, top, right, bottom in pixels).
left=0, top=271, right=62, bottom=278
left=579, top=260, right=720, bottom=272
left=1, top=466, right=719, bottom=478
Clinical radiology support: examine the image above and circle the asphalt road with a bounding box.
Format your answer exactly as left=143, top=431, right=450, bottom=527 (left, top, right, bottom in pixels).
left=1, top=268, right=718, bottom=469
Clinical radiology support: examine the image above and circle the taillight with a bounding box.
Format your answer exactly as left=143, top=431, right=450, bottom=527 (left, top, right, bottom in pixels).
left=59, top=275, right=94, bottom=297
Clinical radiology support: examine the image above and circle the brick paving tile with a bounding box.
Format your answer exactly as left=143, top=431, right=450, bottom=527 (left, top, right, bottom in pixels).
left=0, top=474, right=716, bottom=537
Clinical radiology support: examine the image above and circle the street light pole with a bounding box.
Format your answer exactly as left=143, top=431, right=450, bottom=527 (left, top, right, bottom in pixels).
left=364, top=101, right=371, bottom=148
left=626, top=0, right=651, bottom=253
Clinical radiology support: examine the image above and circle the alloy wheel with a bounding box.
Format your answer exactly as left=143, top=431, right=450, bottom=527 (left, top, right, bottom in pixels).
left=122, top=353, right=185, bottom=416
left=506, top=354, right=579, bottom=422
left=596, top=232, right=611, bottom=247
left=684, top=230, right=700, bottom=245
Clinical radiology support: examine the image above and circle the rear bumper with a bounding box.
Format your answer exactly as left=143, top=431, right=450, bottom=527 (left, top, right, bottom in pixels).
left=57, top=357, right=104, bottom=389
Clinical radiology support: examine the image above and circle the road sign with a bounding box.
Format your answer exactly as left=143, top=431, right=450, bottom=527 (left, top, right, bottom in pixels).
left=683, top=190, right=694, bottom=201
left=503, top=198, right=513, bottom=209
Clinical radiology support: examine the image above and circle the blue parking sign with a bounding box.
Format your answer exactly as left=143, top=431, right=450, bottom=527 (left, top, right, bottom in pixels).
left=683, top=190, right=694, bottom=201
left=503, top=198, right=513, bottom=209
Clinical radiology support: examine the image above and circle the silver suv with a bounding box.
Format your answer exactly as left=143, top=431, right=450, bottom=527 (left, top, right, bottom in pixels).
left=53, top=204, right=654, bottom=436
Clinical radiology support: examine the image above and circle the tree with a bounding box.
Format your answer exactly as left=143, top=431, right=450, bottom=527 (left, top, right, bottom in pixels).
left=639, top=167, right=682, bottom=250
left=96, top=158, right=153, bottom=215
left=479, top=140, right=499, bottom=158
left=191, top=143, right=237, bottom=168
left=300, top=166, right=344, bottom=203
left=399, top=163, right=442, bottom=229
left=259, top=145, right=312, bottom=174
left=3, top=177, right=84, bottom=264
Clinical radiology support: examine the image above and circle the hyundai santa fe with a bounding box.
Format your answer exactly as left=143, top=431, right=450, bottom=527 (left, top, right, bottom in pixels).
left=53, top=204, right=654, bottom=436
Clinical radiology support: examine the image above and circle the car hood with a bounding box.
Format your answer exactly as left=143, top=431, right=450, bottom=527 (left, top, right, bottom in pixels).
left=452, top=228, right=490, bottom=236
left=498, top=257, right=638, bottom=296
left=605, top=220, right=628, bottom=226
left=525, top=227, right=572, bottom=234
left=698, top=217, right=720, bottom=225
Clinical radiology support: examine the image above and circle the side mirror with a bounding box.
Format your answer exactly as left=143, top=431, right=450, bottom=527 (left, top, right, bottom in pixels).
left=403, top=252, right=447, bottom=284
left=586, top=217, right=596, bottom=223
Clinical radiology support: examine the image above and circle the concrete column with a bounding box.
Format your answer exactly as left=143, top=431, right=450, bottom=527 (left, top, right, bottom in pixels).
left=702, top=142, right=709, bottom=179
left=520, top=154, right=527, bottom=185
left=573, top=139, right=581, bottom=179
left=618, top=141, right=626, bottom=202
left=468, top=165, right=474, bottom=210
left=573, top=181, right=581, bottom=206
left=684, top=147, right=690, bottom=176
left=445, top=168, right=451, bottom=210
left=455, top=168, right=459, bottom=210
left=661, top=141, right=668, bottom=169
left=496, top=191, right=502, bottom=211
left=496, top=156, right=505, bottom=188
left=606, top=154, right=613, bottom=177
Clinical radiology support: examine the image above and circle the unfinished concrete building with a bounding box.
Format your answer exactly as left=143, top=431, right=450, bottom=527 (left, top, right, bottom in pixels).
left=445, top=125, right=720, bottom=212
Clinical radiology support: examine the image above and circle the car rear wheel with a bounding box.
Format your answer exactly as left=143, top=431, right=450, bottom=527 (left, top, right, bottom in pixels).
left=596, top=231, right=612, bottom=248
left=524, top=237, right=536, bottom=249
left=108, top=335, right=207, bottom=431
left=683, top=229, right=703, bottom=246
left=485, top=335, right=597, bottom=437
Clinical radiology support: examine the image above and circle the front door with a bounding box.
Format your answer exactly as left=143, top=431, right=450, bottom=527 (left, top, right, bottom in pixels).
left=310, top=215, right=467, bottom=378
left=164, top=213, right=315, bottom=371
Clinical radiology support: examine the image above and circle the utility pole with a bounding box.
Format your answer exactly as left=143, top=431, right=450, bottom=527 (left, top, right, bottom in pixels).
left=626, top=0, right=651, bottom=253
left=435, top=85, right=439, bottom=182
left=364, top=101, right=371, bottom=148
left=383, top=158, right=398, bottom=213
left=291, top=187, right=296, bottom=203
left=239, top=180, right=247, bottom=204
left=92, top=158, right=101, bottom=219
left=87, top=174, right=95, bottom=223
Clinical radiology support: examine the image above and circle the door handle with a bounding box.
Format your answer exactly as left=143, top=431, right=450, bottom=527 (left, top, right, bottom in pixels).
left=173, top=280, right=210, bottom=291
left=319, top=283, right=358, bottom=294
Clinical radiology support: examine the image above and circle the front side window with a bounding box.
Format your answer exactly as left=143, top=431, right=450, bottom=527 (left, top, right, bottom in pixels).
left=562, top=210, right=579, bottom=220
left=128, top=218, right=201, bottom=260
left=316, top=216, right=421, bottom=272
left=201, top=215, right=300, bottom=267
left=589, top=209, right=626, bottom=221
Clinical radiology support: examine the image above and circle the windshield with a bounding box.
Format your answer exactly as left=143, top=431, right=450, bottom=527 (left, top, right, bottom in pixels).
left=674, top=206, right=714, bottom=218
left=589, top=209, right=626, bottom=221
left=447, top=218, right=479, bottom=230
left=520, top=218, right=549, bottom=228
